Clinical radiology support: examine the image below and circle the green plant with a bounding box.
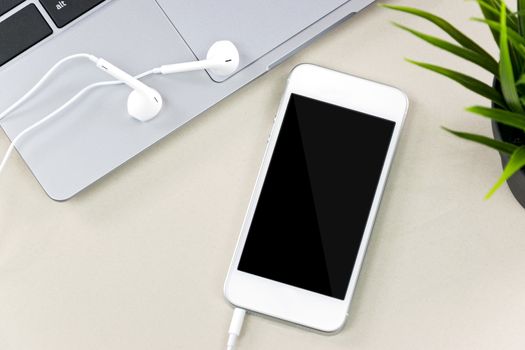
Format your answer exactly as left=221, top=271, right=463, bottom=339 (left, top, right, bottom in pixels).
left=383, top=0, right=525, bottom=198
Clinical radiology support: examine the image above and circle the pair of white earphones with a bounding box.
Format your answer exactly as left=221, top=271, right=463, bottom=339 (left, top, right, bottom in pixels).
left=94, top=40, right=240, bottom=121
left=0, top=40, right=240, bottom=175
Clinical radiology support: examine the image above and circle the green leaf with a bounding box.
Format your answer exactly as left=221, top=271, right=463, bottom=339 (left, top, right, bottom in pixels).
left=406, top=60, right=506, bottom=107
left=485, top=146, right=525, bottom=198
left=476, top=1, right=523, bottom=75
left=442, top=127, right=518, bottom=154
left=518, top=0, right=525, bottom=35
left=473, top=15, right=525, bottom=75
left=477, top=0, right=518, bottom=38
left=474, top=18, right=525, bottom=57
left=517, top=73, right=525, bottom=85
left=499, top=2, right=523, bottom=112
left=382, top=5, right=493, bottom=59
left=488, top=0, right=517, bottom=21
left=393, top=23, right=499, bottom=76
left=467, top=106, right=525, bottom=130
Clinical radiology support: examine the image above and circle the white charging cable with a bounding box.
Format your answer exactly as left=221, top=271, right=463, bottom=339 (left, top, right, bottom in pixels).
left=0, top=62, right=156, bottom=176
left=227, top=308, right=246, bottom=350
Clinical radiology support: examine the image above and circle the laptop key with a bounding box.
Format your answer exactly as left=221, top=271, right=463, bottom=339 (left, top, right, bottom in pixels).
left=0, top=0, right=25, bottom=17
left=39, top=0, right=106, bottom=28
left=0, top=4, right=52, bottom=67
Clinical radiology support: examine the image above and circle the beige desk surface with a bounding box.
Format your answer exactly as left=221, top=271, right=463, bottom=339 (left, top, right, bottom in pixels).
left=2, top=1, right=525, bottom=349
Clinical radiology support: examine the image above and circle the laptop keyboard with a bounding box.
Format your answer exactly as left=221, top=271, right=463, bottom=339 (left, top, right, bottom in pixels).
left=40, top=0, right=106, bottom=28
left=0, top=0, right=107, bottom=67
left=0, top=0, right=24, bottom=16
left=0, top=4, right=52, bottom=67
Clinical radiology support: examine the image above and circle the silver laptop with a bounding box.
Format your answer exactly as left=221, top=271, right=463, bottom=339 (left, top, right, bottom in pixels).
left=0, top=0, right=374, bottom=200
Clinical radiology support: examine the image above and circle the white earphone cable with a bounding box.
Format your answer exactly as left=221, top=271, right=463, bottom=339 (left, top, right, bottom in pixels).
left=0, top=69, right=156, bottom=176
left=0, top=53, right=98, bottom=121
left=0, top=41, right=240, bottom=177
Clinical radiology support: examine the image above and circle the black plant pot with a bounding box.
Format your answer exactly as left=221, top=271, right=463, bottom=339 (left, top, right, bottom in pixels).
left=490, top=78, right=525, bottom=208
left=491, top=120, right=525, bottom=208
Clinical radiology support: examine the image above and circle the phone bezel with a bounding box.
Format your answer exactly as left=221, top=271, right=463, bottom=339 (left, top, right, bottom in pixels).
left=224, top=64, right=409, bottom=332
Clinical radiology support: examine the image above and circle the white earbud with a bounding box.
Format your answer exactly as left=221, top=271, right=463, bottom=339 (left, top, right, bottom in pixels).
left=96, top=58, right=163, bottom=122
left=92, top=41, right=239, bottom=122
left=158, top=40, right=240, bottom=76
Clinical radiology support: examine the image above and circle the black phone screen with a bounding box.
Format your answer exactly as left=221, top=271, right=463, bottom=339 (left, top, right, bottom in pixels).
left=237, top=94, right=395, bottom=300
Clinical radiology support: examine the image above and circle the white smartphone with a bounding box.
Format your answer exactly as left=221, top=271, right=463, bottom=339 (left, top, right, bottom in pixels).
left=224, top=64, right=408, bottom=333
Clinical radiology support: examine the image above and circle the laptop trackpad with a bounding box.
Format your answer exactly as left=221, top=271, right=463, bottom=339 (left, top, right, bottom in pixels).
left=156, top=0, right=350, bottom=82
